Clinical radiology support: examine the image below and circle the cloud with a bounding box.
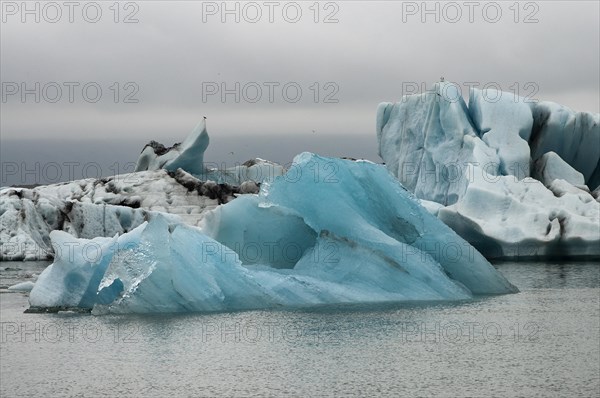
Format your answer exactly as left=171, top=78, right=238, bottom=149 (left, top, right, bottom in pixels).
left=1, top=0, right=598, bottom=143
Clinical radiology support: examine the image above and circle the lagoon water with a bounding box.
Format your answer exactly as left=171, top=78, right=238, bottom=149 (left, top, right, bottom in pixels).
left=1, top=261, right=598, bottom=397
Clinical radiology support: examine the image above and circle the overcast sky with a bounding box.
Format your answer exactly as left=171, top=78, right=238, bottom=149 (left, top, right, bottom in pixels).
left=1, top=1, right=599, bottom=185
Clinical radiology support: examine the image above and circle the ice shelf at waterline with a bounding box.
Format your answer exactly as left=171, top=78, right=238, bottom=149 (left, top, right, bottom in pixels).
left=28, top=154, right=517, bottom=314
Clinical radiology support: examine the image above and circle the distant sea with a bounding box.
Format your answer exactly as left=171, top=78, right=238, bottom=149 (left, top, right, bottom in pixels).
left=1, top=135, right=380, bottom=188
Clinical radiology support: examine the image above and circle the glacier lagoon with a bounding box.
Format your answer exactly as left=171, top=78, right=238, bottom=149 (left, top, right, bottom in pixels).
left=1, top=260, right=598, bottom=397
left=11, top=81, right=598, bottom=313
left=1, top=82, right=598, bottom=396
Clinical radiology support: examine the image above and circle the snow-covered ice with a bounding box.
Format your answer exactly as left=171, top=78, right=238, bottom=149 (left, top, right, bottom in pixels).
left=0, top=170, right=233, bottom=260
left=203, top=158, right=285, bottom=186
left=28, top=154, right=517, bottom=314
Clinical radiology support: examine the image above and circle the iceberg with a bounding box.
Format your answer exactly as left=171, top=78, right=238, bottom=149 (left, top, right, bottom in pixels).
left=530, top=102, right=600, bottom=187
left=5, top=84, right=596, bottom=266
left=202, top=158, right=286, bottom=186
left=378, top=82, right=600, bottom=259
left=7, top=281, right=35, bottom=292
left=135, top=119, right=210, bottom=175
left=468, top=87, right=533, bottom=179
left=1, top=120, right=284, bottom=261
left=0, top=170, right=230, bottom=260
left=377, top=82, right=499, bottom=206
left=28, top=154, right=517, bottom=314
left=437, top=165, right=599, bottom=259
left=134, top=119, right=285, bottom=185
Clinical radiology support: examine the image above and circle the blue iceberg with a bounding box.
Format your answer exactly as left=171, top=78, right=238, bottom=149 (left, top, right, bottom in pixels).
left=133, top=119, right=285, bottom=185
left=29, top=153, right=517, bottom=314
left=134, top=120, right=210, bottom=175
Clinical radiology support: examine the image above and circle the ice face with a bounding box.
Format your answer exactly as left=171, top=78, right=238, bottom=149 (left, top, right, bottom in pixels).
left=377, top=82, right=499, bottom=206
left=468, top=87, right=533, bottom=179
left=200, top=195, right=318, bottom=269
left=133, top=120, right=285, bottom=185
left=533, top=151, right=585, bottom=187
left=377, top=82, right=600, bottom=259
left=134, top=120, right=210, bottom=175
left=29, top=231, right=120, bottom=308
left=530, top=102, right=600, bottom=187
left=28, top=153, right=517, bottom=314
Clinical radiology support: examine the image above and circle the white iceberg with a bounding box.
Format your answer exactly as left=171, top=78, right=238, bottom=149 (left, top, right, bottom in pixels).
left=377, top=82, right=499, bottom=206
left=0, top=170, right=227, bottom=260
left=28, top=153, right=517, bottom=314
left=377, top=82, right=600, bottom=259
left=203, top=158, right=286, bottom=186
left=530, top=101, right=599, bottom=187
left=469, top=87, right=533, bottom=178
left=378, top=83, right=599, bottom=191
left=7, top=281, right=35, bottom=292
left=533, top=151, right=586, bottom=187
left=437, top=165, right=599, bottom=259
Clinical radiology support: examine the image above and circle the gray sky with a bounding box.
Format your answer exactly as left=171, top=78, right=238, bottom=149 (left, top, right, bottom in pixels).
left=1, top=0, right=599, bottom=185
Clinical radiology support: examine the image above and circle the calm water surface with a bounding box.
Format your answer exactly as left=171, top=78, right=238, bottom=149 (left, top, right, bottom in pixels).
left=1, top=261, right=598, bottom=397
